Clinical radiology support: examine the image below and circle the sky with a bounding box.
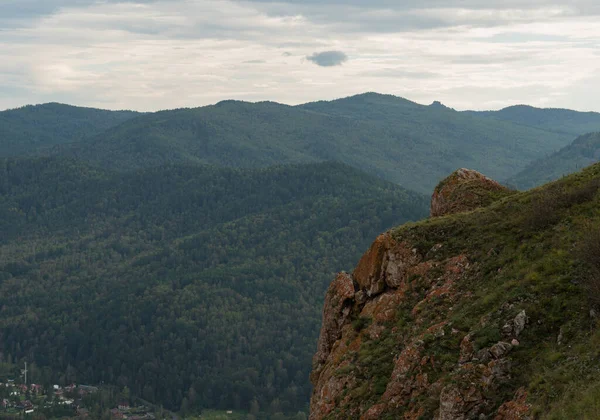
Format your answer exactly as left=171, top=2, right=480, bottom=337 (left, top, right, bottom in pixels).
left=1, top=0, right=599, bottom=112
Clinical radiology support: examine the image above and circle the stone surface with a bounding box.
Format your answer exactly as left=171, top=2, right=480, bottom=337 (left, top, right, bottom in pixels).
left=459, top=334, right=474, bottom=364
left=311, top=272, right=355, bottom=380
left=513, top=311, right=527, bottom=337
left=495, top=388, right=531, bottom=420
left=431, top=168, right=510, bottom=217
left=309, top=182, right=532, bottom=419
left=437, top=384, right=484, bottom=420
left=490, top=342, right=513, bottom=359
left=353, top=233, right=421, bottom=297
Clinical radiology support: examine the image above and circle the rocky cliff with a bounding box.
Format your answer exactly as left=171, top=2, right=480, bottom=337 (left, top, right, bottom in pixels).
left=310, top=165, right=600, bottom=419
left=430, top=168, right=511, bottom=218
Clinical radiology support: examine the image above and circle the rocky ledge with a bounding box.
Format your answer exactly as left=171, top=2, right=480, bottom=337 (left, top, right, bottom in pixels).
left=310, top=169, right=530, bottom=420
left=430, top=168, right=511, bottom=217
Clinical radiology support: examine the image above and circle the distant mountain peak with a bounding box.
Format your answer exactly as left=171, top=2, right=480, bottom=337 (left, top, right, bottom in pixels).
left=429, top=100, right=453, bottom=111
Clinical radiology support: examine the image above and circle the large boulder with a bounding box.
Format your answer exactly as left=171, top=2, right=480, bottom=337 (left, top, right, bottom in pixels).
left=431, top=168, right=511, bottom=217
left=352, top=233, right=420, bottom=297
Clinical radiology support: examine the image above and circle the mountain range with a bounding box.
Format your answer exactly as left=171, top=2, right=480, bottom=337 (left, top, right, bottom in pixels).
left=0, top=103, right=139, bottom=157
left=3, top=93, right=600, bottom=193
left=2, top=93, right=600, bottom=419
left=509, top=132, right=600, bottom=189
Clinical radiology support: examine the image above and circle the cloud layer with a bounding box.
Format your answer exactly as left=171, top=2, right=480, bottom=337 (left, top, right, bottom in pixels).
left=0, top=0, right=599, bottom=111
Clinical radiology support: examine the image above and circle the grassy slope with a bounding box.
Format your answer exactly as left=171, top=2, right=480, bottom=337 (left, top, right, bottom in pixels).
left=389, top=163, right=600, bottom=417
left=320, top=161, right=600, bottom=418
left=0, top=103, right=139, bottom=157
left=508, top=132, right=600, bottom=190
left=59, top=93, right=572, bottom=193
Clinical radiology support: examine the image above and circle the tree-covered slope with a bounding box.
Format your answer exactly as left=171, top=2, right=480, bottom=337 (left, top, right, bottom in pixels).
left=310, top=162, right=600, bottom=419
left=0, top=103, right=140, bottom=157
left=0, top=157, right=427, bottom=417
left=509, top=132, right=600, bottom=190
left=61, top=93, right=573, bottom=193
left=466, top=105, right=600, bottom=136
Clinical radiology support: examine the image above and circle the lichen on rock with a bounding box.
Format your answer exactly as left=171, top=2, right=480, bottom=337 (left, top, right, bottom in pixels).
left=431, top=168, right=512, bottom=217
left=308, top=164, right=592, bottom=419
left=311, top=272, right=356, bottom=380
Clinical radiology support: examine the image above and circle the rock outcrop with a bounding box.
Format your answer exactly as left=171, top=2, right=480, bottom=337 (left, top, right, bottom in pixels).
left=309, top=233, right=530, bottom=419
left=310, top=169, right=536, bottom=420
left=431, top=168, right=511, bottom=217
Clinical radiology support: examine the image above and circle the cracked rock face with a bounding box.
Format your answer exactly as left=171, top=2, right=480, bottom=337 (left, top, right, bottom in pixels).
left=431, top=168, right=510, bottom=217
left=310, top=169, right=532, bottom=420
left=352, top=233, right=420, bottom=297
left=311, top=272, right=356, bottom=380
left=309, top=229, right=530, bottom=420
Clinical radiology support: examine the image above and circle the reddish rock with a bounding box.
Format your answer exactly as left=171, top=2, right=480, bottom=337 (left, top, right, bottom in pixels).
left=361, top=403, right=386, bottom=420
left=360, top=290, right=404, bottom=324
left=383, top=241, right=421, bottom=289
left=310, top=364, right=356, bottom=420
left=311, top=272, right=355, bottom=379
left=310, top=217, right=517, bottom=419
left=411, top=256, right=468, bottom=321
left=431, top=168, right=510, bottom=217
left=381, top=341, right=425, bottom=407
left=459, top=334, right=474, bottom=364
left=353, top=233, right=391, bottom=294
left=495, top=388, right=531, bottom=420
left=437, top=369, right=490, bottom=420
left=353, top=233, right=420, bottom=296
left=490, top=342, right=513, bottom=359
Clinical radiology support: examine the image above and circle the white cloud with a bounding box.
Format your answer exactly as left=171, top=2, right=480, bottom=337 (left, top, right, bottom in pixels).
left=0, top=0, right=598, bottom=111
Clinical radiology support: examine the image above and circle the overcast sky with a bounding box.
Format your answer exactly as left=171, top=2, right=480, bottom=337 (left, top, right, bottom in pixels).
left=1, top=0, right=599, bottom=111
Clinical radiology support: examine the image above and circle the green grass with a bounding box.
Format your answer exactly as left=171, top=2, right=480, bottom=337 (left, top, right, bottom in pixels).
left=328, top=161, right=600, bottom=417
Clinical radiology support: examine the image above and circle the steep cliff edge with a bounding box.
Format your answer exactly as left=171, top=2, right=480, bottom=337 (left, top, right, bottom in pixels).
left=311, top=165, right=600, bottom=419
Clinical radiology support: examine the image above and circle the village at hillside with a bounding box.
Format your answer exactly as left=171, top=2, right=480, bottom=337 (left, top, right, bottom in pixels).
left=1, top=380, right=160, bottom=419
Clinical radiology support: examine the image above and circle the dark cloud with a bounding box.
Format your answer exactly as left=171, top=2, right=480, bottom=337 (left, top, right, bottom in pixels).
left=306, top=51, right=348, bottom=67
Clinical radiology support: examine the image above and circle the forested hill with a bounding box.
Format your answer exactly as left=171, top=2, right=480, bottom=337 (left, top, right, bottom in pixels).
left=465, top=105, right=600, bottom=136
left=508, top=132, right=600, bottom=190
left=58, top=94, right=574, bottom=193
left=6, top=94, right=600, bottom=193
left=0, top=157, right=428, bottom=417
left=0, top=103, right=139, bottom=157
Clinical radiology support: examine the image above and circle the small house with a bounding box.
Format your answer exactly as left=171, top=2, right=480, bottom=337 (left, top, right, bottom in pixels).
left=118, top=402, right=130, bottom=411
